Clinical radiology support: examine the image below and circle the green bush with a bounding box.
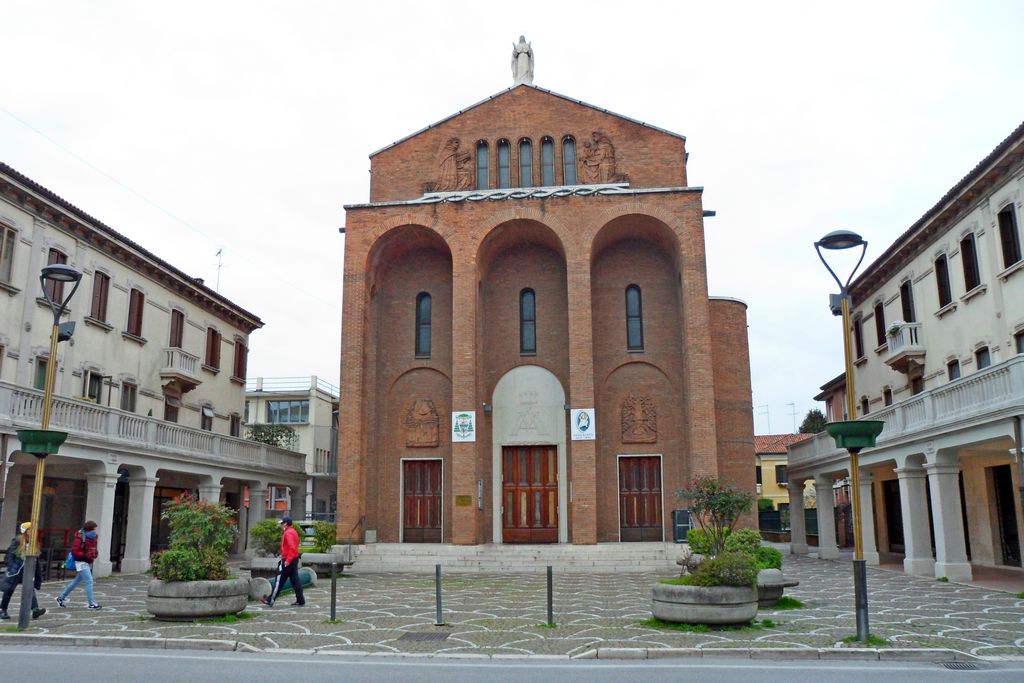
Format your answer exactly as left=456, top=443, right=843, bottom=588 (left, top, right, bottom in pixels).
left=249, top=519, right=283, bottom=556
left=757, top=498, right=775, bottom=512
left=150, top=494, right=237, bottom=582
left=312, top=521, right=337, bottom=553
left=687, top=552, right=759, bottom=588
left=687, top=528, right=722, bottom=555
left=724, top=528, right=762, bottom=555
left=675, top=478, right=755, bottom=557
left=755, top=545, right=783, bottom=570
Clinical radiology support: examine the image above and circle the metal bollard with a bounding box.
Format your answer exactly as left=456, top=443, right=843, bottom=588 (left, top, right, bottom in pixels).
left=435, top=563, right=444, bottom=626
left=546, top=565, right=554, bottom=626
left=330, top=560, right=338, bottom=622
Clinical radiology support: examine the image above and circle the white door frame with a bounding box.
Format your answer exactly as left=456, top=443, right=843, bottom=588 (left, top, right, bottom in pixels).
left=615, top=453, right=665, bottom=542
left=398, top=457, right=444, bottom=543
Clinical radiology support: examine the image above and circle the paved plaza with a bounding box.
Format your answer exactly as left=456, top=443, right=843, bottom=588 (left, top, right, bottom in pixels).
left=1, top=554, right=1022, bottom=660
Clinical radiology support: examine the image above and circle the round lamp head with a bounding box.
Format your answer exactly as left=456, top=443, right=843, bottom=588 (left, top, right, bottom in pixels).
left=816, top=229, right=865, bottom=250
left=41, top=264, right=83, bottom=283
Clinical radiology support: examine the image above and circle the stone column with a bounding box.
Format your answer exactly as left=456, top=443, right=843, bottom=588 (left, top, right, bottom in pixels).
left=814, top=474, right=839, bottom=560
left=85, top=472, right=119, bottom=577
left=198, top=482, right=223, bottom=503
left=858, top=472, right=880, bottom=565
left=924, top=462, right=972, bottom=581
left=895, top=466, right=934, bottom=575
left=0, top=467, right=24, bottom=542
left=120, top=476, right=158, bottom=573
left=450, top=262, right=478, bottom=544
left=246, top=485, right=268, bottom=557
left=290, top=483, right=307, bottom=519
left=788, top=479, right=808, bottom=555
left=565, top=254, right=596, bottom=544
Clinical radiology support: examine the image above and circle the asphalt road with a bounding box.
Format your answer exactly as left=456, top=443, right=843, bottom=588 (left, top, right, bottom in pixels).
left=2, top=647, right=1023, bottom=682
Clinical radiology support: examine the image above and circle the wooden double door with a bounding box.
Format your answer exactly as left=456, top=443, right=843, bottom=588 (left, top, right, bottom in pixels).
left=618, top=456, right=664, bottom=542
left=403, top=460, right=442, bottom=543
left=502, top=446, right=558, bottom=543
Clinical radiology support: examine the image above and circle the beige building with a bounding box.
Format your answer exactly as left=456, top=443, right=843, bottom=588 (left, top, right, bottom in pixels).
left=245, top=376, right=338, bottom=520
left=789, top=122, right=1024, bottom=582
left=755, top=434, right=812, bottom=511
left=0, top=162, right=306, bottom=576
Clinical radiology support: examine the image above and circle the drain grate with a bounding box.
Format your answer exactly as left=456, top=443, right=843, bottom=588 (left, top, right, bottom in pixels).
left=942, top=662, right=978, bottom=671
left=399, top=632, right=450, bottom=642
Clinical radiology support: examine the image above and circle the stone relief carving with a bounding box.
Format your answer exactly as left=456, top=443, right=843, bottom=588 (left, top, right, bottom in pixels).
left=427, top=137, right=474, bottom=193
left=580, top=131, right=628, bottom=184
left=405, top=398, right=440, bottom=448
left=621, top=393, right=657, bottom=443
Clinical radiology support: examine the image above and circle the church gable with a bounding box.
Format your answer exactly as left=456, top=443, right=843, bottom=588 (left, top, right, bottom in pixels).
left=368, top=85, right=688, bottom=203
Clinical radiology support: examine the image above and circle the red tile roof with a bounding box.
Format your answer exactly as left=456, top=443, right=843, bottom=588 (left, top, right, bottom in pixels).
left=754, top=433, right=814, bottom=454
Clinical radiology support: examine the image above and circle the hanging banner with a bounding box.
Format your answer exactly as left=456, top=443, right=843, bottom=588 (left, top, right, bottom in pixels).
left=451, top=410, right=476, bottom=442
left=570, top=408, right=596, bottom=441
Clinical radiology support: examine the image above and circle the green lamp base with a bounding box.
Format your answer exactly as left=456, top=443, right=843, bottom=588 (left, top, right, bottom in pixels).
left=16, top=429, right=68, bottom=457
left=825, top=420, right=884, bottom=452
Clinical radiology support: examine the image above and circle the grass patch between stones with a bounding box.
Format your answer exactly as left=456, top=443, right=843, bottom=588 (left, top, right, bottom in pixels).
left=640, top=617, right=776, bottom=633
left=1015, top=592, right=1024, bottom=599
left=772, top=596, right=805, bottom=610
left=196, top=611, right=257, bottom=624
left=842, top=634, right=889, bottom=647
left=535, top=623, right=557, bottom=629
left=322, top=619, right=344, bottom=625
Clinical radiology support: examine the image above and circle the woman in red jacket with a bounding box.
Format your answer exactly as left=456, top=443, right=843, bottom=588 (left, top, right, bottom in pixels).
left=56, top=520, right=101, bottom=610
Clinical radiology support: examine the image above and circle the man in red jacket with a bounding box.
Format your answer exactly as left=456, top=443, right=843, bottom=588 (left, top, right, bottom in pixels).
left=261, top=517, right=305, bottom=607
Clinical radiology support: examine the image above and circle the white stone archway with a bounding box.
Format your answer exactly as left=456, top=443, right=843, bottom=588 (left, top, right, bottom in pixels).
left=491, top=365, right=567, bottom=544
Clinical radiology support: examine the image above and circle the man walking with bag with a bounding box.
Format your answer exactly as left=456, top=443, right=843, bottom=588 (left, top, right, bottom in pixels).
left=0, top=522, right=46, bottom=620
left=260, top=516, right=305, bottom=607
left=55, top=520, right=102, bottom=610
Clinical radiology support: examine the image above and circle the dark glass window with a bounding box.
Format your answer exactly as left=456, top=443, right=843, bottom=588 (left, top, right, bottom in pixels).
left=230, top=414, right=241, bottom=437
left=860, top=397, right=869, bottom=415
left=935, top=255, right=952, bottom=308
left=873, top=302, right=886, bottom=347
left=120, top=382, right=137, bottom=412
left=1016, top=331, right=1024, bottom=354
left=911, top=374, right=924, bottom=395
left=961, top=233, right=981, bottom=291
left=84, top=370, right=103, bottom=402
left=497, top=140, right=510, bottom=189
left=520, top=288, right=536, bottom=354
left=562, top=136, right=576, bottom=184
left=476, top=141, right=489, bottom=190
left=267, top=399, right=309, bottom=424
left=90, top=271, right=109, bottom=322
left=899, top=280, right=916, bottom=322
left=998, top=206, right=1022, bottom=268
left=975, top=346, right=991, bottom=369
left=415, top=292, right=431, bottom=357
left=947, top=359, right=961, bottom=381
left=0, top=223, right=15, bottom=283
left=541, top=138, right=554, bottom=186
left=164, top=396, right=181, bottom=423
left=755, top=466, right=762, bottom=485
left=775, top=465, right=788, bottom=485
left=43, top=249, right=68, bottom=302
left=519, top=139, right=533, bottom=187
left=201, top=405, right=214, bottom=431
left=34, top=357, right=47, bottom=390
left=625, top=285, right=644, bottom=350
left=853, top=317, right=864, bottom=359
left=883, top=388, right=893, bottom=406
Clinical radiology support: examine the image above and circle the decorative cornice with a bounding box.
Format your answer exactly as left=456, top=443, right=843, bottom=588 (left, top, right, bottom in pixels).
left=345, top=184, right=701, bottom=211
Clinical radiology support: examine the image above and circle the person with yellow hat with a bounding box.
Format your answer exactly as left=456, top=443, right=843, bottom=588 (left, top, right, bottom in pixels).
left=0, top=522, right=46, bottom=620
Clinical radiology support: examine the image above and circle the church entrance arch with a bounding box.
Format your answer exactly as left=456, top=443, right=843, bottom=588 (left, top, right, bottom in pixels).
left=491, top=365, right=567, bottom=544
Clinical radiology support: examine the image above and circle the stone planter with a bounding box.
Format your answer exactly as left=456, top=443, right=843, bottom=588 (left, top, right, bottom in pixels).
left=756, top=568, right=800, bottom=607
left=651, top=582, right=758, bottom=625
left=146, top=577, right=249, bottom=621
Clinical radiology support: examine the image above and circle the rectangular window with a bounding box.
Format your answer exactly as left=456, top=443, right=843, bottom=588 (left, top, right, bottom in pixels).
left=169, top=309, right=184, bottom=348
left=852, top=317, right=864, bottom=359
left=520, top=289, right=536, bottom=354
left=960, top=233, right=981, bottom=291
left=975, top=346, right=991, bottom=370
left=120, top=382, right=137, bottom=412
left=126, top=288, right=144, bottom=337
left=1016, top=331, right=1024, bottom=354
left=205, top=328, right=221, bottom=369
left=266, top=399, right=309, bottom=424
left=519, top=140, right=533, bottom=187
left=34, top=357, right=48, bottom=390
left=998, top=206, right=1022, bottom=269
left=164, top=396, right=181, bottom=423
left=755, top=465, right=762, bottom=485
left=860, top=397, right=869, bottom=415
left=947, top=359, right=961, bottom=381
left=0, top=223, right=17, bottom=283
left=84, top=370, right=103, bottom=402
left=935, top=255, right=952, bottom=308
left=476, top=142, right=489, bottom=190
left=899, top=280, right=916, bottom=323
left=232, top=339, right=247, bottom=379
left=201, top=405, right=214, bottom=431
left=89, top=271, right=109, bottom=322
left=230, top=414, right=241, bottom=437
left=883, top=388, right=892, bottom=406
left=775, top=465, right=788, bottom=485
left=911, top=374, right=924, bottom=395
left=415, top=293, right=431, bottom=357
left=873, top=302, right=886, bottom=347
left=43, top=249, right=68, bottom=302
left=244, top=400, right=250, bottom=423
left=541, top=139, right=554, bottom=186
left=497, top=141, right=510, bottom=189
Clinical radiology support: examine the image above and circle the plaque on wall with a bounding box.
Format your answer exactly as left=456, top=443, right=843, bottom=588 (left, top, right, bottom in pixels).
left=570, top=408, right=596, bottom=441
left=455, top=494, right=473, bottom=507
left=451, top=410, right=476, bottom=442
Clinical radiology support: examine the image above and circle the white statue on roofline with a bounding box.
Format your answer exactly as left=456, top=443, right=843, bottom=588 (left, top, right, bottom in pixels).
left=511, top=35, right=534, bottom=85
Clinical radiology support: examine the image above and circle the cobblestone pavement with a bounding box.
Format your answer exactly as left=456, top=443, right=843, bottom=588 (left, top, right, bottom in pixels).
left=2, top=555, right=1021, bottom=659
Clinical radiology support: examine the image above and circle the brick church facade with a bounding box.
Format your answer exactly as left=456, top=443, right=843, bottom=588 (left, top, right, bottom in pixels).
left=338, top=72, right=755, bottom=545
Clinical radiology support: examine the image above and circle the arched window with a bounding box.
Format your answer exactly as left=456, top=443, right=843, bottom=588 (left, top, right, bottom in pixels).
left=519, top=139, right=533, bottom=187
left=476, top=141, right=489, bottom=190
left=415, top=292, right=432, bottom=357
left=541, top=138, right=554, bottom=186
left=562, top=136, right=577, bottom=185
left=626, top=285, right=643, bottom=350
left=497, top=139, right=511, bottom=189
left=520, top=288, right=536, bottom=354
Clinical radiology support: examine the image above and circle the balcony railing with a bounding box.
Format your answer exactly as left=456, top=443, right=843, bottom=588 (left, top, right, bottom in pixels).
left=885, top=321, right=925, bottom=373
left=160, top=347, right=202, bottom=389
left=0, top=381, right=304, bottom=475
left=313, top=449, right=337, bottom=476
left=790, top=355, right=1024, bottom=473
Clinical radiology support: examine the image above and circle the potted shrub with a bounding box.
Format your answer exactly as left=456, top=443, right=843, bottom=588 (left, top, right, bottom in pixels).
left=145, top=494, right=249, bottom=621
left=652, top=477, right=758, bottom=625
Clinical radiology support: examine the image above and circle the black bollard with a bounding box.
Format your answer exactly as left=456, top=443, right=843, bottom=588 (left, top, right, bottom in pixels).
left=330, top=560, right=338, bottom=622
left=546, top=565, right=554, bottom=626
left=435, top=563, right=444, bottom=626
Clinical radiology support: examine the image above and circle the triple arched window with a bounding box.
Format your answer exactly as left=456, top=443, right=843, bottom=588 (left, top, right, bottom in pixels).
left=626, top=285, right=644, bottom=350
left=415, top=292, right=432, bottom=357
left=520, top=288, right=536, bottom=354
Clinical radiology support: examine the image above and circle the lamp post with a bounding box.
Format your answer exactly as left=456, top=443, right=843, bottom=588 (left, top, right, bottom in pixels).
left=813, top=230, right=880, bottom=643
left=16, top=263, right=82, bottom=629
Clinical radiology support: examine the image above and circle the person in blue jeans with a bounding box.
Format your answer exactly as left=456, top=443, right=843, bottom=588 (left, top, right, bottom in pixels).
left=56, top=520, right=102, bottom=610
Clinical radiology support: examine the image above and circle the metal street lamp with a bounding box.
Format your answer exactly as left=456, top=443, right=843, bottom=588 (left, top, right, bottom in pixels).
left=16, top=263, right=82, bottom=629
left=813, top=229, right=882, bottom=644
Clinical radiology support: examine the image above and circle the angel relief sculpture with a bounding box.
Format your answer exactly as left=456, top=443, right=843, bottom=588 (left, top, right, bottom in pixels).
left=405, top=398, right=440, bottom=448
left=621, top=393, right=657, bottom=444
left=430, top=137, right=474, bottom=192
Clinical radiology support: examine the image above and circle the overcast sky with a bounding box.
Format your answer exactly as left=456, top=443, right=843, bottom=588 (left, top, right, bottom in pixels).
left=3, top=1, right=1023, bottom=435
